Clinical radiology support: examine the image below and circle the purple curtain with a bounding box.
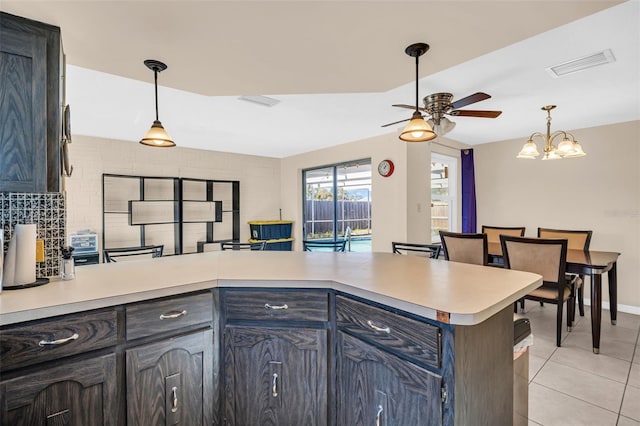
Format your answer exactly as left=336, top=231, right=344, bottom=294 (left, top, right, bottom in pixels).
left=461, top=149, right=477, bottom=233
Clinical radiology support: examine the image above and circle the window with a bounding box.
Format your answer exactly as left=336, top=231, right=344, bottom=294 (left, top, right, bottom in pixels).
left=303, top=159, right=371, bottom=251
left=431, top=153, right=457, bottom=242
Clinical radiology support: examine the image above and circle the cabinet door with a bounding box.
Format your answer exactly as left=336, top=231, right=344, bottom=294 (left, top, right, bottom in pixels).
left=337, top=331, right=443, bottom=426
left=0, top=25, right=47, bottom=192
left=126, top=329, right=214, bottom=426
left=223, top=326, right=328, bottom=426
left=0, top=353, right=118, bottom=425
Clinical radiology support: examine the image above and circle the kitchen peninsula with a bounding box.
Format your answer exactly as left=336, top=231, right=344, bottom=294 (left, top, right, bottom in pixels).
left=0, top=251, right=541, bottom=425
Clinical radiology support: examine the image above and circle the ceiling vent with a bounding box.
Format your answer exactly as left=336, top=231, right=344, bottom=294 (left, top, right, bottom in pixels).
left=238, top=95, right=280, bottom=107
left=547, top=49, right=616, bottom=78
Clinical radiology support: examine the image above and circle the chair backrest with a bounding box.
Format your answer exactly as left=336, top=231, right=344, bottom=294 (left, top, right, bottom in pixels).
left=537, top=228, right=592, bottom=251
left=103, top=245, right=164, bottom=263
left=303, top=239, right=347, bottom=252
left=391, top=242, right=441, bottom=259
left=439, top=231, right=488, bottom=266
left=500, top=235, right=567, bottom=284
left=482, top=225, right=526, bottom=244
left=220, top=241, right=266, bottom=251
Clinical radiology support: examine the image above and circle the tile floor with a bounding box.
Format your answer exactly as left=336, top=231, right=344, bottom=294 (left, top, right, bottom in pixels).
left=525, top=303, right=640, bottom=425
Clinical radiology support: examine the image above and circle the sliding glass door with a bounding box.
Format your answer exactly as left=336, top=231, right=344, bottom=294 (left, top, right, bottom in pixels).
left=303, top=159, right=371, bottom=251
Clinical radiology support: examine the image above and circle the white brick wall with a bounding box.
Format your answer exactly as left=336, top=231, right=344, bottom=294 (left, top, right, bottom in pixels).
left=64, top=135, right=281, bottom=257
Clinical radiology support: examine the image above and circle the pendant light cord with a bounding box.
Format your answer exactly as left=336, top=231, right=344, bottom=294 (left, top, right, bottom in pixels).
left=154, top=69, right=159, bottom=121
left=414, top=55, right=419, bottom=113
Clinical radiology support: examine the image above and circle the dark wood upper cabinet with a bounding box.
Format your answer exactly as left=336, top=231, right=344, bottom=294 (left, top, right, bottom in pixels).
left=0, top=12, right=62, bottom=192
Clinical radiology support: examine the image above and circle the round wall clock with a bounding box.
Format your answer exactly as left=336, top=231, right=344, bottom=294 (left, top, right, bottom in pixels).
left=377, top=159, right=395, bottom=177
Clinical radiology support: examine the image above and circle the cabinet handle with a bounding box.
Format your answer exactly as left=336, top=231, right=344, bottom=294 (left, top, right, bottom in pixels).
left=272, top=373, right=279, bottom=397
left=171, top=386, right=178, bottom=413
left=159, top=310, right=187, bottom=320
left=367, top=320, right=391, bottom=334
left=375, top=404, right=384, bottom=426
left=38, top=333, right=79, bottom=347
left=264, top=303, right=288, bottom=311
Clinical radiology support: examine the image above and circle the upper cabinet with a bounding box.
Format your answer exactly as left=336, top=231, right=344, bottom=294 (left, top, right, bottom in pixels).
left=0, top=12, right=62, bottom=192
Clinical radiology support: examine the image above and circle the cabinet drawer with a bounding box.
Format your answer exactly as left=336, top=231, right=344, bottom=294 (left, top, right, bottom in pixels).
left=0, top=309, right=117, bottom=371
left=336, top=295, right=441, bottom=369
left=223, top=289, right=329, bottom=322
left=126, top=292, right=213, bottom=341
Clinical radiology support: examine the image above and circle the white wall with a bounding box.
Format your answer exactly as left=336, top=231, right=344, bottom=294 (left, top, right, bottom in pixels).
left=64, top=135, right=281, bottom=255
left=474, top=120, right=640, bottom=310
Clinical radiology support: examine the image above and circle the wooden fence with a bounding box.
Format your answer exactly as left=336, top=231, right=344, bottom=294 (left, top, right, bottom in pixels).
left=304, top=200, right=371, bottom=237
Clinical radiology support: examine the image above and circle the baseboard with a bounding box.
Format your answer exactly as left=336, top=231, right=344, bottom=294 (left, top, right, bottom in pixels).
left=583, top=299, right=640, bottom=316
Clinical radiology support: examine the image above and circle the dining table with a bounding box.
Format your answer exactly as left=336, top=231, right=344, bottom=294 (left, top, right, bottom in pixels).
left=487, top=242, right=621, bottom=354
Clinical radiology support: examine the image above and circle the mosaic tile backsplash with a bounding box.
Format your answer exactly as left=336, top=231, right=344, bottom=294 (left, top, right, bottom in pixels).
left=1, top=192, right=66, bottom=277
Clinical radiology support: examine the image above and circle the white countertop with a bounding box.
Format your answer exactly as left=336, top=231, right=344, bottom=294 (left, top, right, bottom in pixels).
left=0, top=251, right=542, bottom=326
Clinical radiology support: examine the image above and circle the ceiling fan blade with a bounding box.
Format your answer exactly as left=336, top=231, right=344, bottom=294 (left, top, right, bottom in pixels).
left=449, top=109, right=502, bottom=118
left=392, top=104, right=427, bottom=112
left=450, top=92, right=491, bottom=110
left=381, top=117, right=411, bottom=128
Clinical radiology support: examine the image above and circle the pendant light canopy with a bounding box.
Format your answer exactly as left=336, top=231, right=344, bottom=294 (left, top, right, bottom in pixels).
left=140, top=59, right=175, bottom=148
left=399, top=43, right=436, bottom=142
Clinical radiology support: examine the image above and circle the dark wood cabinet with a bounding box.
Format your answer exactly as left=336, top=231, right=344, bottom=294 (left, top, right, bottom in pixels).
left=0, top=12, right=62, bottom=192
left=126, top=330, right=214, bottom=426
left=0, top=353, right=118, bottom=425
left=221, top=289, right=329, bottom=425
left=337, top=331, right=442, bottom=426
left=223, top=326, right=328, bottom=426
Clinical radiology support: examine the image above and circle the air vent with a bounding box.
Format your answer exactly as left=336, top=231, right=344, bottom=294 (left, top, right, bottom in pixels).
left=547, top=49, right=615, bottom=78
left=238, top=95, right=280, bottom=107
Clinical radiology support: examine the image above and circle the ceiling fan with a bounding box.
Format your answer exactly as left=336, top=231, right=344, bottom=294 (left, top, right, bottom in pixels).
left=382, top=43, right=502, bottom=138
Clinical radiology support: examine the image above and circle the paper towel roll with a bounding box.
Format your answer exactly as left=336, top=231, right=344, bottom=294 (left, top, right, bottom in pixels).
left=3, top=224, right=37, bottom=287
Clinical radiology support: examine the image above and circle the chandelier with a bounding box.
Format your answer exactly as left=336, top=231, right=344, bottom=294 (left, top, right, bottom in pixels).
left=517, top=105, right=586, bottom=160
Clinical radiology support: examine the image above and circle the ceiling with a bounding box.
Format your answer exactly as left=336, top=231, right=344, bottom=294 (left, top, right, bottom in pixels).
left=2, top=1, right=638, bottom=158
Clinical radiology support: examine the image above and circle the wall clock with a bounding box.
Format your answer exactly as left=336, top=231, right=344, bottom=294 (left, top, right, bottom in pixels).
left=377, top=159, right=395, bottom=177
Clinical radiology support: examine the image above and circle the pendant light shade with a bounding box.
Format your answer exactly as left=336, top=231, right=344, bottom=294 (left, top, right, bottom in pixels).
left=401, top=112, right=436, bottom=142
left=427, top=116, right=456, bottom=137
left=140, top=120, right=174, bottom=147
left=140, top=59, right=175, bottom=148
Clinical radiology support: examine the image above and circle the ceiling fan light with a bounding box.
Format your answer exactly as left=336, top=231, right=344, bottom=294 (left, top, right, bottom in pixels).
left=557, top=137, right=576, bottom=155
left=140, top=120, right=175, bottom=147
left=517, top=140, right=539, bottom=158
left=400, top=114, right=436, bottom=142
left=428, top=117, right=456, bottom=136
left=564, top=141, right=586, bottom=157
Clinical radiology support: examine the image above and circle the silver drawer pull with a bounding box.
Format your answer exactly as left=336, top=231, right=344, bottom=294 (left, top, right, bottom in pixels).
left=272, top=373, right=279, bottom=397
left=367, top=320, right=391, bottom=334
left=159, top=310, right=187, bottom=320
left=171, top=386, right=179, bottom=413
left=38, top=333, right=79, bottom=347
left=264, top=303, right=288, bottom=311
left=375, top=404, right=384, bottom=426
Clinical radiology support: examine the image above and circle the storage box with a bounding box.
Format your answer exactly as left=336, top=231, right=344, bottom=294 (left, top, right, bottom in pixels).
left=69, top=233, right=98, bottom=255
left=248, top=221, right=293, bottom=240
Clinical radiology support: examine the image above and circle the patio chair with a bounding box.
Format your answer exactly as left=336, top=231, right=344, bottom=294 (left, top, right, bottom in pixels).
left=220, top=241, right=266, bottom=251
left=391, top=242, right=441, bottom=259
left=303, top=239, right=347, bottom=252
left=103, top=245, right=164, bottom=263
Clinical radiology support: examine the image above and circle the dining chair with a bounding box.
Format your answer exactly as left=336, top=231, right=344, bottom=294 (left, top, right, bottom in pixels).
left=103, top=245, right=164, bottom=263
left=391, top=242, right=441, bottom=259
left=500, top=235, right=577, bottom=347
left=439, top=231, right=488, bottom=266
left=481, top=226, right=526, bottom=267
left=220, top=241, right=266, bottom=251
left=303, top=239, right=347, bottom=252
left=538, top=228, right=592, bottom=319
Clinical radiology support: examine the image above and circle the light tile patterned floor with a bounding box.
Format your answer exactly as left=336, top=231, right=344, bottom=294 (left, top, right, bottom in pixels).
left=525, top=303, right=640, bottom=425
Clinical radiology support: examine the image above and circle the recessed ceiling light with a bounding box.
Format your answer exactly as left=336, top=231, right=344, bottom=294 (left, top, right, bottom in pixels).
left=238, top=95, right=280, bottom=107
left=546, top=49, right=616, bottom=78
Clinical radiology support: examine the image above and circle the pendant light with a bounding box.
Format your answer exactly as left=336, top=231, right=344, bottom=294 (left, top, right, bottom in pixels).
left=399, top=43, right=436, bottom=142
left=140, top=59, right=175, bottom=147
